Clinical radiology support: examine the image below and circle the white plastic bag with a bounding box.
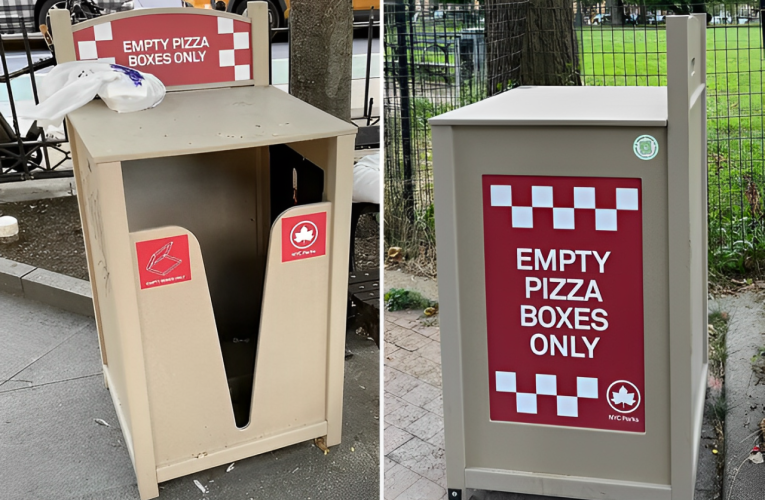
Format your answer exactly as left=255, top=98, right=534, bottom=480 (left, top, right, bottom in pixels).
left=352, top=153, right=380, bottom=204
left=20, top=61, right=165, bottom=128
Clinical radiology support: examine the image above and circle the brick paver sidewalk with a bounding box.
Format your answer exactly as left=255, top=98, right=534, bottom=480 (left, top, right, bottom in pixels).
left=384, top=309, right=447, bottom=499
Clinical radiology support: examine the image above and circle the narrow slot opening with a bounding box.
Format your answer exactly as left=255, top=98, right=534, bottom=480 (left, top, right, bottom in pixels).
left=122, top=145, right=323, bottom=429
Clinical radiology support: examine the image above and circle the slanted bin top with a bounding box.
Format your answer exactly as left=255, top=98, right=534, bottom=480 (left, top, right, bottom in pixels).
left=429, top=86, right=668, bottom=127
left=67, top=85, right=358, bottom=164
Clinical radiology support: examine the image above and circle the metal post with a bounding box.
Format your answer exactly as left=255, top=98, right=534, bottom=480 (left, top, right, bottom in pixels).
left=394, top=1, right=415, bottom=222
left=0, top=33, right=29, bottom=179
left=363, top=7, right=374, bottom=118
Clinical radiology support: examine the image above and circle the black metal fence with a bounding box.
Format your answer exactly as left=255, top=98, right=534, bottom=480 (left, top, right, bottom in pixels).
left=0, top=26, right=72, bottom=183
left=384, top=0, right=528, bottom=261
left=385, top=1, right=765, bottom=276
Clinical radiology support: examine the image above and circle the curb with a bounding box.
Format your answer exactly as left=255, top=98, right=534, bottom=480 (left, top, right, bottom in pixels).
left=0, top=256, right=93, bottom=317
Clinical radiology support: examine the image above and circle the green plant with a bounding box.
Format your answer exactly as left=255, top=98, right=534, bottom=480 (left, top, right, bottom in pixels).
left=708, top=310, right=729, bottom=380
left=384, top=288, right=436, bottom=312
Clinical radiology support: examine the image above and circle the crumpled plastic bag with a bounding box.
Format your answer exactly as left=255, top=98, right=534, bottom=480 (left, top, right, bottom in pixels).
left=19, top=61, right=165, bottom=128
left=352, top=153, right=380, bottom=204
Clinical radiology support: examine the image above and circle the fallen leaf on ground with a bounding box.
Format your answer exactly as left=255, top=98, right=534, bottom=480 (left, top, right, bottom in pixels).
left=315, top=437, right=329, bottom=454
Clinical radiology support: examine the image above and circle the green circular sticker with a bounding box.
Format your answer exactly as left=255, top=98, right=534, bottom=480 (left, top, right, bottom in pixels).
left=633, top=135, right=659, bottom=160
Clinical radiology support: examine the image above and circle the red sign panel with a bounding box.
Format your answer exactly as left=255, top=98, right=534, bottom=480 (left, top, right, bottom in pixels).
left=483, top=175, right=645, bottom=432
left=136, top=235, right=192, bottom=289
left=73, top=13, right=253, bottom=87
left=281, top=212, right=327, bottom=262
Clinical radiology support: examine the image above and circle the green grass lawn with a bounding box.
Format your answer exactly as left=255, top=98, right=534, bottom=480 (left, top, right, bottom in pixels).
left=580, top=26, right=765, bottom=274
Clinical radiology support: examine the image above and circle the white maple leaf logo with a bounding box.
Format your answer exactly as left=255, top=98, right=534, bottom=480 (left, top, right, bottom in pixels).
left=611, top=385, right=636, bottom=407
left=294, top=225, right=314, bottom=244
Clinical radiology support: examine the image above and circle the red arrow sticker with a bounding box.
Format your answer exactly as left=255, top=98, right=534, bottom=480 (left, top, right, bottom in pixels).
left=483, top=175, right=645, bottom=432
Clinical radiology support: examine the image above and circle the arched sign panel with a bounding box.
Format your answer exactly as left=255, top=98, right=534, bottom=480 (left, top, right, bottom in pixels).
left=73, top=13, right=253, bottom=87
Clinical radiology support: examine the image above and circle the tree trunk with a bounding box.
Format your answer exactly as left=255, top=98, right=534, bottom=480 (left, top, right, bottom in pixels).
left=521, top=0, right=580, bottom=86
left=485, top=0, right=529, bottom=95
left=615, top=0, right=625, bottom=26
left=289, top=0, right=353, bottom=121
left=610, top=0, right=623, bottom=25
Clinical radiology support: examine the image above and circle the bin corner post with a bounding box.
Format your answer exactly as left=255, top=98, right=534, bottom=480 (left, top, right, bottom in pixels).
left=324, top=133, right=355, bottom=447
left=247, top=1, right=270, bottom=86
left=49, top=9, right=76, bottom=63
left=431, top=124, right=467, bottom=494
left=666, top=14, right=708, bottom=500
left=96, top=161, right=159, bottom=500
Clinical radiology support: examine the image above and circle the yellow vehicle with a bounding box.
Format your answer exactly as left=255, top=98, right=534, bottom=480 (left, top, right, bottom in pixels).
left=186, top=0, right=379, bottom=30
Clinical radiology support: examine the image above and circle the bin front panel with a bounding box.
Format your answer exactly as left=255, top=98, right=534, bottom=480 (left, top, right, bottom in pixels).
left=482, top=175, right=645, bottom=432
left=448, top=125, right=670, bottom=485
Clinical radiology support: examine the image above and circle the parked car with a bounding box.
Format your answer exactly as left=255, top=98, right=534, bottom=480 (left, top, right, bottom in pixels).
left=647, top=12, right=665, bottom=24
left=225, top=0, right=379, bottom=31
left=710, top=14, right=732, bottom=25
left=0, top=0, right=125, bottom=34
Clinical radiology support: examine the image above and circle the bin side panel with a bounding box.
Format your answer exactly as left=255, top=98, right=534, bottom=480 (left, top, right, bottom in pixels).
left=73, top=136, right=136, bottom=437
left=667, top=14, right=709, bottom=499
left=70, top=129, right=104, bottom=362
left=249, top=202, right=332, bottom=437
left=450, top=125, right=671, bottom=491
left=79, top=159, right=158, bottom=499
left=129, top=226, right=238, bottom=467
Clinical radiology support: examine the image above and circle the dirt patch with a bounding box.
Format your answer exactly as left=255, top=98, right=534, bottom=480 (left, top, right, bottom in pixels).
left=354, top=212, right=380, bottom=271
left=0, top=196, right=88, bottom=280
left=0, top=196, right=380, bottom=280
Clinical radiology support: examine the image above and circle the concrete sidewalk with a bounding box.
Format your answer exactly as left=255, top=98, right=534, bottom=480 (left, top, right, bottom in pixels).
left=0, top=291, right=379, bottom=500
left=383, top=270, right=724, bottom=500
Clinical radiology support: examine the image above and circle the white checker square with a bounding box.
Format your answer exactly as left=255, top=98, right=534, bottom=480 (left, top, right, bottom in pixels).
left=495, top=371, right=517, bottom=393
left=573, top=187, right=596, bottom=209
left=78, top=40, right=98, bottom=60
left=234, top=31, right=250, bottom=50
left=577, top=377, right=598, bottom=398
left=553, top=207, right=575, bottom=229
left=516, top=393, right=537, bottom=414
left=98, top=57, right=116, bottom=64
left=511, top=207, right=533, bottom=228
left=219, top=49, right=235, bottom=67
left=234, top=65, right=250, bottom=81
left=536, top=374, right=557, bottom=396
left=557, top=396, right=578, bottom=417
left=595, top=209, right=617, bottom=231
left=616, top=188, right=639, bottom=210
left=93, top=22, right=112, bottom=41
left=490, top=185, right=512, bottom=207
left=531, top=186, right=553, bottom=207
left=218, top=17, right=234, bottom=34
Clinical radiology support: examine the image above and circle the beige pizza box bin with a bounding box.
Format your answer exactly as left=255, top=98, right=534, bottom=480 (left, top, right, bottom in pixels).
left=51, top=4, right=356, bottom=499
left=430, top=15, right=707, bottom=500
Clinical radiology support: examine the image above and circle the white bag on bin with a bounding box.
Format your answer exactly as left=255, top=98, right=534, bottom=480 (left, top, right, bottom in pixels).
left=352, top=153, right=380, bottom=204
left=20, top=61, right=165, bottom=128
